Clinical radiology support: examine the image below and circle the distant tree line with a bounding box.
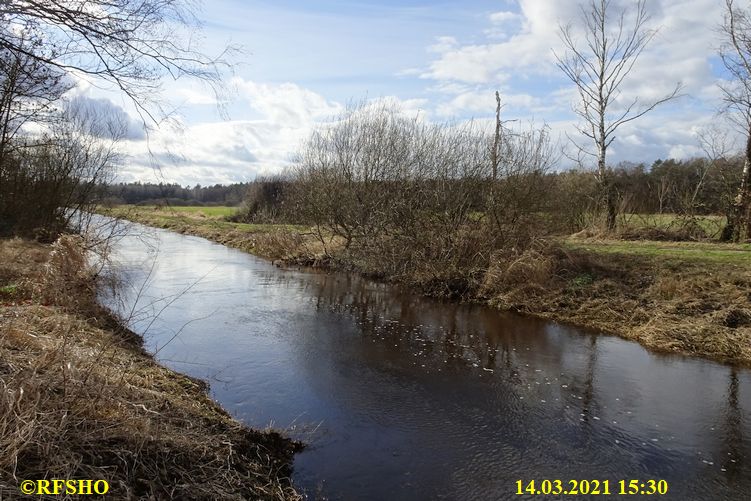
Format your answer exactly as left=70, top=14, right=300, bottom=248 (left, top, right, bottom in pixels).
left=105, top=182, right=249, bottom=207
left=548, top=158, right=744, bottom=233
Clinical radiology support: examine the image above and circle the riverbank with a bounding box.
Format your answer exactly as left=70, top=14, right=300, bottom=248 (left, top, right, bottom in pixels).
left=0, top=236, right=301, bottom=499
left=103, top=206, right=751, bottom=367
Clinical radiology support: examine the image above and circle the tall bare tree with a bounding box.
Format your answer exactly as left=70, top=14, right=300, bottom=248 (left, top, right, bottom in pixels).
left=719, top=0, right=751, bottom=241
left=555, top=0, right=679, bottom=231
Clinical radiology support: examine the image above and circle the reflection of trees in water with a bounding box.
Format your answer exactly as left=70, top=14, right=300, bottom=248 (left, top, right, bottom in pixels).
left=441, top=306, right=461, bottom=360
left=305, top=270, right=566, bottom=366
left=722, top=368, right=744, bottom=479
left=293, top=267, right=622, bottom=422
left=276, top=265, right=751, bottom=498
left=578, top=335, right=599, bottom=428
left=297, top=269, right=573, bottom=385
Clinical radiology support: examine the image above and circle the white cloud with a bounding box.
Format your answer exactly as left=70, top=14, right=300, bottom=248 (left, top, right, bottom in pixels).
left=485, top=11, right=522, bottom=40
left=428, top=36, right=458, bottom=54
left=116, top=81, right=433, bottom=185
left=231, top=78, right=342, bottom=125
left=173, top=86, right=220, bottom=106
left=489, top=11, right=519, bottom=24
left=422, top=0, right=723, bottom=93
left=435, top=89, right=539, bottom=117
left=67, top=95, right=146, bottom=141
left=366, top=95, right=430, bottom=118
left=415, top=0, right=732, bottom=167
left=118, top=79, right=344, bottom=184
left=422, top=0, right=579, bottom=84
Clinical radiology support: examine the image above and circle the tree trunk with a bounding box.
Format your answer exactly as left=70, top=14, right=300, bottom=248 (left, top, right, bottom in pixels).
left=488, top=91, right=502, bottom=235
left=597, top=139, right=616, bottom=231
left=605, top=186, right=617, bottom=232
left=744, top=146, right=751, bottom=239
left=722, top=128, right=751, bottom=241
left=492, top=91, right=501, bottom=182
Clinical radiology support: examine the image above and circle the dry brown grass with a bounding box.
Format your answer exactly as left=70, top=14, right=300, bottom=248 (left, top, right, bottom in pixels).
left=481, top=248, right=554, bottom=294
left=104, top=206, right=326, bottom=264
left=208, top=228, right=315, bottom=263
left=483, top=244, right=751, bottom=366
left=0, top=237, right=301, bottom=500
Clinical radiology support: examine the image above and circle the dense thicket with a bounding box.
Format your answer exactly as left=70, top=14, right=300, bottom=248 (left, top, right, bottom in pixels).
left=0, top=102, right=122, bottom=239
left=244, top=104, right=557, bottom=295
left=241, top=145, right=743, bottom=236
left=232, top=115, right=744, bottom=295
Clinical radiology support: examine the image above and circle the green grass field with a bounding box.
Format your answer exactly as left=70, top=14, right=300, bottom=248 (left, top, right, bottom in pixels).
left=132, top=205, right=240, bottom=218
left=566, top=213, right=749, bottom=265
left=564, top=239, right=751, bottom=266
left=619, top=213, right=727, bottom=238
left=104, top=205, right=306, bottom=234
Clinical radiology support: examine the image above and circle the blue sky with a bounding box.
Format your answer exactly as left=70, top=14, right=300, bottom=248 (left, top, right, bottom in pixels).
left=75, top=0, right=733, bottom=185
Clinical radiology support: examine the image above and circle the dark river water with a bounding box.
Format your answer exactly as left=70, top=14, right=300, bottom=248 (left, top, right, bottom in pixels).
left=99, top=223, right=751, bottom=500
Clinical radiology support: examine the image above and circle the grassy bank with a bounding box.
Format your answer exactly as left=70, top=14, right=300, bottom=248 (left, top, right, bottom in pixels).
left=102, top=206, right=321, bottom=262
left=0, top=236, right=301, bottom=500
left=104, top=206, right=751, bottom=367
left=483, top=239, right=751, bottom=365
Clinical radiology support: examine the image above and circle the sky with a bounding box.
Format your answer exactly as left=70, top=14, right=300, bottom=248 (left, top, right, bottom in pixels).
left=73, top=0, right=735, bottom=186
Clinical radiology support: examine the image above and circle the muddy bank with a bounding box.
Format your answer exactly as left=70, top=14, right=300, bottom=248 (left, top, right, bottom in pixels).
left=0, top=236, right=301, bottom=500
left=105, top=207, right=751, bottom=367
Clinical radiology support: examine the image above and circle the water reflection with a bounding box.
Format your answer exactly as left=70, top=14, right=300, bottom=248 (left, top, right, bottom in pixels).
left=721, top=369, right=744, bottom=479
left=101, top=224, right=751, bottom=501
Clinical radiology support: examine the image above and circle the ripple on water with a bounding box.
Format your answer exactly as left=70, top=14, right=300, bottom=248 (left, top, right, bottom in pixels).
left=99, top=220, right=751, bottom=501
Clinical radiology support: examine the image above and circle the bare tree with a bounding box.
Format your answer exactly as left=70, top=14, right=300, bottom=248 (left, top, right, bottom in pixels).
left=719, top=0, right=751, bottom=241
left=0, top=30, right=70, bottom=169
left=656, top=174, right=672, bottom=215
left=555, top=0, right=680, bottom=231
left=1, top=97, right=124, bottom=238
left=0, top=0, right=232, bottom=122
left=689, top=127, right=734, bottom=216
left=490, top=91, right=503, bottom=181
left=0, top=1, right=233, bottom=238
left=289, top=101, right=556, bottom=295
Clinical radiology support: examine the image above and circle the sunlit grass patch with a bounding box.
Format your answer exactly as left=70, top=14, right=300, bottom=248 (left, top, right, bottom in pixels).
left=158, top=205, right=239, bottom=217
left=563, top=238, right=751, bottom=266
left=103, top=205, right=305, bottom=232
left=619, top=213, right=727, bottom=239
left=125, top=205, right=239, bottom=218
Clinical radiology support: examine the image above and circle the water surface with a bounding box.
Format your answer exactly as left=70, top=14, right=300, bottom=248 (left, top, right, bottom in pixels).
left=101, top=223, right=751, bottom=500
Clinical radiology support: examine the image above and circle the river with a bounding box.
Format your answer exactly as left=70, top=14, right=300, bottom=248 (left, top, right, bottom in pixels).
left=99, top=222, right=751, bottom=500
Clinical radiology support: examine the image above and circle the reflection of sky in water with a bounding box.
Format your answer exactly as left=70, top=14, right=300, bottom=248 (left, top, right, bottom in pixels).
left=99, top=221, right=751, bottom=501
